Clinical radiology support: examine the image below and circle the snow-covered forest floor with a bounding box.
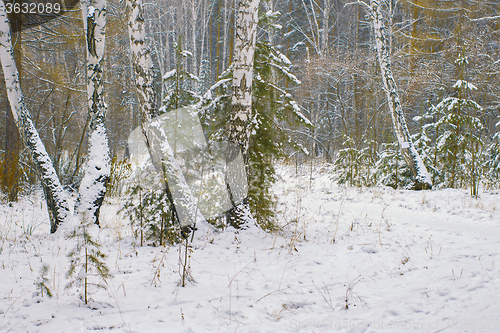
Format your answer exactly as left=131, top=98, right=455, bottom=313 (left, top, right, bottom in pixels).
left=1, top=163, right=499, bottom=333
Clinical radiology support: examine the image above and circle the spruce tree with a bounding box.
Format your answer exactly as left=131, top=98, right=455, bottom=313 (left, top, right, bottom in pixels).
left=413, top=109, right=445, bottom=187
left=374, top=142, right=412, bottom=189
left=121, top=167, right=180, bottom=246
left=333, top=136, right=378, bottom=188
left=247, top=11, right=311, bottom=229
left=66, top=214, right=111, bottom=304
left=484, top=131, right=500, bottom=190
left=430, top=56, right=484, bottom=195
left=34, top=264, right=53, bottom=298
left=163, top=35, right=200, bottom=113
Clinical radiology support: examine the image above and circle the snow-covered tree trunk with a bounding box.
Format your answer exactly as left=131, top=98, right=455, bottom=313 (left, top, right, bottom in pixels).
left=229, top=0, right=260, bottom=160
left=127, top=0, right=158, bottom=122
left=0, top=3, right=70, bottom=232
left=226, top=0, right=260, bottom=228
left=127, top=0, right=198, bottom=230
left=368, top=0, right=431, bottom=190
left=76, top=0, right=110, bottom=224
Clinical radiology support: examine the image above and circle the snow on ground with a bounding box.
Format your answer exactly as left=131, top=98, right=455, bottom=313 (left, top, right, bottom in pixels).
left=1, top=163, right=500, bottom=333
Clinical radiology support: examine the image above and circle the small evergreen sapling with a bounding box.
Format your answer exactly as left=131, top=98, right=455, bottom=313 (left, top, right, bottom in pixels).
left=333, top=136, right=377, bottom=187
left=413, top=109, right=445, bottom=187
left=426, top=57, right=484, bottom=194
left=374, top=142, right=412, bottom=189
left=121, top=167, right=181, bottom=246
left=484, top=132, right=500, bottom=189
left=34, top=264, right=53, bottom=298
left=162, top=35, right=200, bottom=113
left=66, top=214, right=111, bottom=304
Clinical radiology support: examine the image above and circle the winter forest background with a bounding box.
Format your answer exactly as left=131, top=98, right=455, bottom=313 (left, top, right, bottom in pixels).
left=1, top=0, right=500, bottom=331
left=2, top=0, right=500, bottom=211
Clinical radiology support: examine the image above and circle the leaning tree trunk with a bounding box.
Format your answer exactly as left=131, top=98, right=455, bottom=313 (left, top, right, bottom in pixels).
left=369, top=0, right=431, bottom=190
left=0, top=3, right=70, bottom=232
left=127, top=0, right=198, bottom=231
left=76, top=0, right=110, bottom=224
left=226, top=0, right=260, bottom=228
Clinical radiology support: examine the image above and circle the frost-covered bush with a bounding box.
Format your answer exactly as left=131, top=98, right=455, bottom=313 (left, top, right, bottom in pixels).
left=34, top=264, right=53, bottom=298
left=373, top=142, right=412, bottom=189
left=121, top=168, right=181, bottom=246
left=332, top=137, right=377, bottom=187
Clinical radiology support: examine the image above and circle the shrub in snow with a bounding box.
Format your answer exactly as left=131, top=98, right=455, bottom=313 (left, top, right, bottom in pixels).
left=66, top=214, right=111, bottom=304
left=121, top=167, right=181, bottom=246
left=34, top=264, right=53, bottom=298
left=332, top=136, right=377, bottom=187
left=373, top=142, right=412, bottom=189
left=483, top=132, right=500, bottom=190
left=418, top=56, right=484, bottom=196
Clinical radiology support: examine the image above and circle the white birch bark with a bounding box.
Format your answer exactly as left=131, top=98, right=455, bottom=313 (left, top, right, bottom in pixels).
left=0, top=3, right=70, bottom=232
left=190, top=0, right=199, bottom=77
left=321, top=0, right=330, bottom=55
left=221, top=0, right=229, bottom=72
left=198, top=0, right=208, bottom=91
left=127, top=0, right=158, bottom=122
left=368, top=0, right=432, bottom=189
left=127, top=0, right=198, bottom=228
left=76, top=0, right=111, bottom=223
left=226, top=0, right=259, bottom=228
left=229, top=0, right=260, bottom=160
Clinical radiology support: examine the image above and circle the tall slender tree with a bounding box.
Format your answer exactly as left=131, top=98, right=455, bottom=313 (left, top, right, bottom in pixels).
left=226, top=0, right=260, bottom=227
left=357, top=0, right=432, bottom=190
left=2, top=11, right=21, bottom=202
left=76, top=0, right=111, bottom=225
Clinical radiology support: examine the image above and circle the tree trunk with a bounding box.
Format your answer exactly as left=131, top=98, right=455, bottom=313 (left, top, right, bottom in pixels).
left=226, top=0, right=259, bottom=228
left=229, top=0, right=259, bottom=160
left=2, top=12, right=21, bottom=202
left=369, top=0, right=431, bottom=190
left=76, top=0, right=110, bottom=225
left=0, top=4, right=70, bottom=232
left=321, top=0, right=330, bottom=55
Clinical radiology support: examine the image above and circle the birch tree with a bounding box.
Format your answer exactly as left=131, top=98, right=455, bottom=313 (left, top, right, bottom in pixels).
left=2, top=11, right=20, bottom=202
left=229, top=0, right=259, bottom=160
left=76, top=0, right=111, bottom=225
left=0, top=3, right=70, bottom=232
left=127, top=0, right=198, bottom=233
left=357, top=0, right=432, bottom=190
left=225, top=0, right=260, bottom=227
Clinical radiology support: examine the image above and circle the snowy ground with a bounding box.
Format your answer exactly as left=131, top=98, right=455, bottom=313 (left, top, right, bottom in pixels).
left=1, top=162, right=500, bottom=333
